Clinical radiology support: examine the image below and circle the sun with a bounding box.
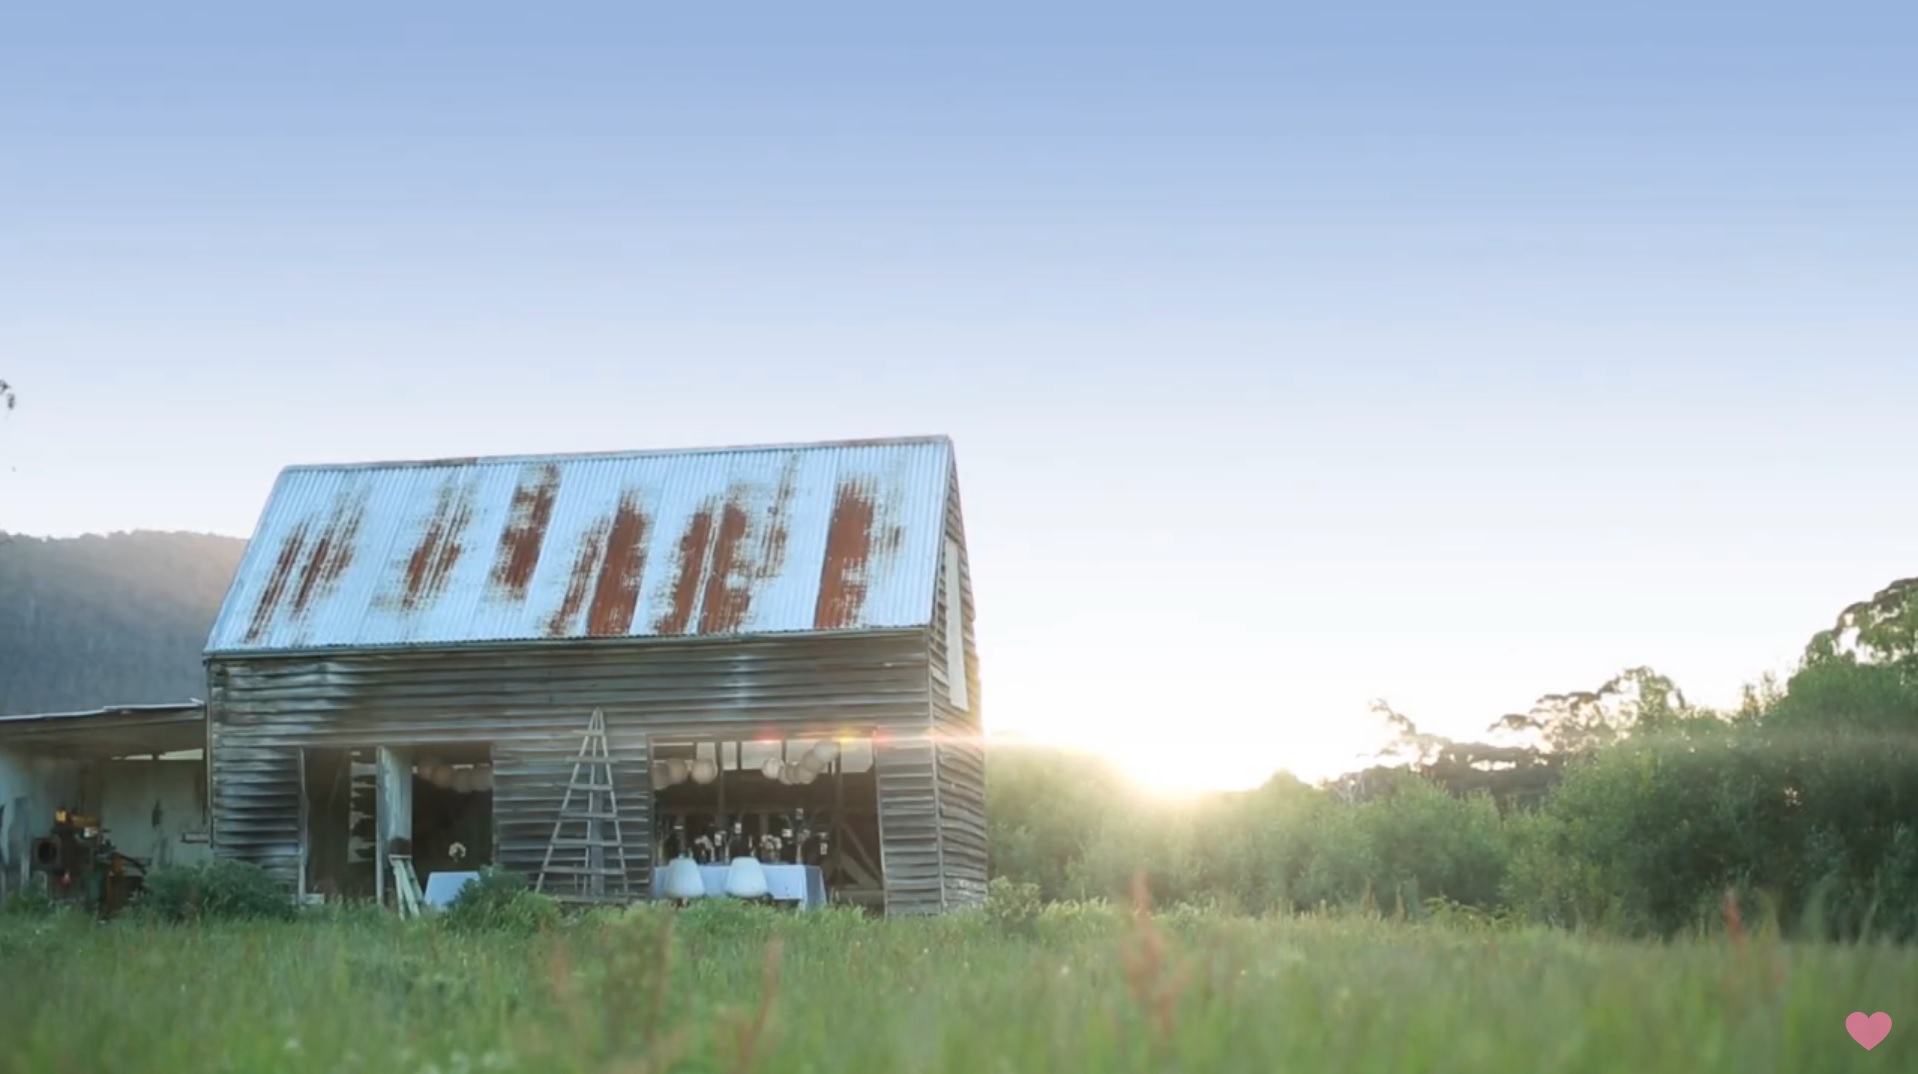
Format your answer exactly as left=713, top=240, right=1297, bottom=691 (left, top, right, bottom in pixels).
left=988, top=713, right=1374, bottom=797
left=980, top=655, right=1386, bottom=795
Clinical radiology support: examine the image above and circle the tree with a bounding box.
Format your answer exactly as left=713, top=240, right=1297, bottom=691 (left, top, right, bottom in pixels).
left=1804, top=576, right=1918, bottom=676
left=1357, top=701, right=1564, bottom=812
left=1487, top=666, right=1694, bottom=755
left=0, top=378, right=13, bottom=410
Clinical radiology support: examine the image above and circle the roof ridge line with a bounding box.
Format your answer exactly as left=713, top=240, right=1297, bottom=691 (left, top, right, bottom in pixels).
left=278, top=434, right=953, bottom=474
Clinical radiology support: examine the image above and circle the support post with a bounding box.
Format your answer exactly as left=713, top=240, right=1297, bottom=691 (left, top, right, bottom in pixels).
left=375, top=747, right=413, bottom=909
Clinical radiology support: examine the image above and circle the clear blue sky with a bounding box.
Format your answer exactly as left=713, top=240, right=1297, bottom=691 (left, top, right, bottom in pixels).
left=3, top=2, right=1914, bottom=788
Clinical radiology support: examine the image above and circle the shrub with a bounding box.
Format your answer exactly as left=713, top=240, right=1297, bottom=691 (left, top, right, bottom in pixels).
left=672, top=895, right=782, bottom=944
left=1422, top=895, right=1514, bottom=933
left=134, top=860, right=296, bottom=923
left=1034, top=898, right=1119, bottom=943
left=298, top=898, right=394, bottom=928
left=1353, top=778, right=1511, bottom=911
left=984, top=876, right=1043, bottom=936
left=774, top=902, right=870, bottom=947
left=439, top=867, right=561, bottom=934
left=0, top=889, right=63, bottom=917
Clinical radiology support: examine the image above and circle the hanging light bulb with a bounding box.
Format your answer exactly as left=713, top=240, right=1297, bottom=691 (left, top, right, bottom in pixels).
left=691, top=758, right=719, bottom=784
left=761, top=758, right=785, bottom=780
left=809, top=740, right=840, bottom=766
left=665, top=759, right=692, bottom=786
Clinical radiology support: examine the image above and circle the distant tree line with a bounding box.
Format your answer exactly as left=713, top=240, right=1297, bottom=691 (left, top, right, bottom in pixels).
left=986, top=577, right=1918, bottom=943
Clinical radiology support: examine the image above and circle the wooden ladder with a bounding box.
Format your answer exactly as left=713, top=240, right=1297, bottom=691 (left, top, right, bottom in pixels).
left=389, top=854, right=425, bottom=919
left=536, top=708, right=632, bottom=903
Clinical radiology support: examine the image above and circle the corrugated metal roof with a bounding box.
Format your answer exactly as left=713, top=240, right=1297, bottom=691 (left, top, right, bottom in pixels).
left=205, top=436, right=955, bottom=654
left=0, top=702, right=206, bottom=757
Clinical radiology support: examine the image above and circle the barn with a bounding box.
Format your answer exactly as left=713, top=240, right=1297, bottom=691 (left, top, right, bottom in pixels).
left=200, top=435, right=984, bottom=915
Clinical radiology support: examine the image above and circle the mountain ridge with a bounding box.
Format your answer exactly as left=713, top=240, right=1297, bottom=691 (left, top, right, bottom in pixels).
left=0, top=530, right=249, bottom=714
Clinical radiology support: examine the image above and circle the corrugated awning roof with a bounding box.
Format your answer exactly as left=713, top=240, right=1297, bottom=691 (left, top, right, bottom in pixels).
left=0, top=702, right=206, bottom=757
left=206, top=435, right=956, bottom=655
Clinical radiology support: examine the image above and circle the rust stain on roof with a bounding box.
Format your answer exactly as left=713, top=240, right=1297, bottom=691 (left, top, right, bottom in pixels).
left=759, top=456, right=800, bottom=581
left=655, top=507, right=715, bottom=635
left=244, top=521, right=312, bottom=643
left=586, top=494, right=651, bottom=636
left=652, top=468, right=799, bottom=636
left=697, top=461, right=804, bottom=634
left=544, top=492, right=654, bottom=637
left=813, top=481, right=877, bottom=630
left=697, top=501, right=754, bottom=633
left=402, top=480, right=475, bottom=611
left=290, top=499, right=364, bottom=617
left=490, top=463, right=561, bottom=601
left=545, top=519, right=607, bottom=637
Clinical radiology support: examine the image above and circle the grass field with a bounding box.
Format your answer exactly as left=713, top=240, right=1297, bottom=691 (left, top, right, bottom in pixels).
left=2, top=898, right=1910, bottom=1073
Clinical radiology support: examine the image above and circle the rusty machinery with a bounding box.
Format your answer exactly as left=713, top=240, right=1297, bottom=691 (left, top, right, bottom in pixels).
left=29, top=808, right=148, bottom=918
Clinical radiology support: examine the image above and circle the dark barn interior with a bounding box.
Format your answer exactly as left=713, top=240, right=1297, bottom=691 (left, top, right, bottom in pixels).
left=301, top=745, right=494, bottom=898
left=649, top=734, right=885, bottom=907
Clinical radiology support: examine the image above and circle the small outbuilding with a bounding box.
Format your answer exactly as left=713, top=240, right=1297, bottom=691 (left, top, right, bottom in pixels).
left=201, top=435, right=984, bottom=914
left=0, top=702, right=212, bottom=899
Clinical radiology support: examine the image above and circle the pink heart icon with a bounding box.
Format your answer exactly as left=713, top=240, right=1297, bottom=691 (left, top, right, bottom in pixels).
left=1847, top=1012, right=1891, bottom=1050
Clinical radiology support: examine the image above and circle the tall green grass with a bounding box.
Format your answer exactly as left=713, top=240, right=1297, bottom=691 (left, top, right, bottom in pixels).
left=2, top=893, right=1909, bottom=1073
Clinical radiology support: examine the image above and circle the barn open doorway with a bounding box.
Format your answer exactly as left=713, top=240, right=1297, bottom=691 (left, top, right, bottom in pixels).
left=650, top=733, right=882, bottom=908
left=301, top=744, right=494, bottom=903
left=301, top=747, right=376, bottom=900
left=407, top=745, right=494, bottom=885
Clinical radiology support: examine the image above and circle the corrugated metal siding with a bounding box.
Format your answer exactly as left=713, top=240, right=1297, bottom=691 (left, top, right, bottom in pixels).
left=207, top=437, right=952, bottom=654
left=206, top=633, right=935, bottom=900
left=207, top=672, right=303, bottom=887
left=927, top=461, right=988, bottom=910
left=932, top=734, right=986, bottom=909
left=875, top=733, right=943, bottom=915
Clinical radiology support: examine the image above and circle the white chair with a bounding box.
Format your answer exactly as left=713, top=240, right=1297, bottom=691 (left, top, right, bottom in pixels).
left=724, top=855, right=770, bottom=899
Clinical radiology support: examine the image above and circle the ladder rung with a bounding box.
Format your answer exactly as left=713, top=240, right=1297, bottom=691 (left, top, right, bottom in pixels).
left=541, top=866, right=627, bottom=877
left=547, top=838, right=623, bottom=849
left=560, top=810, right=621, bottom=820
left=569, top=782, right=615, bottom=792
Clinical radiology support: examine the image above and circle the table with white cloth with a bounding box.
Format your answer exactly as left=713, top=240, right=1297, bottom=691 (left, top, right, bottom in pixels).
left=422, top=870, right=482, bottom=909
left=651, top=863, right=828, bottom=910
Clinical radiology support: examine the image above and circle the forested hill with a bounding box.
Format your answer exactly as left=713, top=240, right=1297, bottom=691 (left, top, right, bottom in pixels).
left=0, top=531, right=248, bottom=714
